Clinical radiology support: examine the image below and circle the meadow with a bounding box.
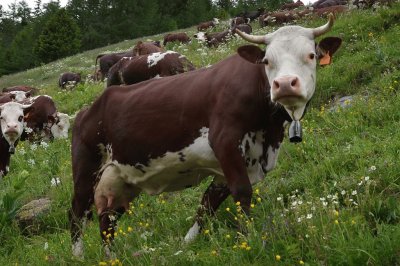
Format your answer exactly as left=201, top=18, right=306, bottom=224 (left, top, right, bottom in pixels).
left=0, top=4, right=399, bottom=265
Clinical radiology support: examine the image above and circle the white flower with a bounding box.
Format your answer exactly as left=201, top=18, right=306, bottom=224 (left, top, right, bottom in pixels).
left=44, top=242, right=48, bottom=250
left=319, top=197, right=326, bottom=201
left=306, top=214, right=313, bottom=219
left=40, top=141, right=49, bottom=149
left=27, top=159, right=35, bottom=166
left=298, top=200, right=303, bottom=205
left=174, top=250, right=183, bottom=256
left=277, top=197, right=282, bottom=201
left=311, top=206, right=316, bottom=211
left=30, top=144, right=37, bottom=151
left=297, top=217, right=302, bottom=223
left=351, top=190, right=357, bottom=196
left=358, top=181, right=363, bottom=186
left=51, top=177, right=61, bottom=187
left=291, top=201, right=298, bottom=207
left=341, top=190, right=346, bottom=195
left=322, top=201, right=328, bottom=207
left=369, top=166, right=376, bottom=171
left=364, top=176, right=370, bottom=181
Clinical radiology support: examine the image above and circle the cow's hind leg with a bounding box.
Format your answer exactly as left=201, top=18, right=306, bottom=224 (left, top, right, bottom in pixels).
left=184, top=180, right=230, bottom=243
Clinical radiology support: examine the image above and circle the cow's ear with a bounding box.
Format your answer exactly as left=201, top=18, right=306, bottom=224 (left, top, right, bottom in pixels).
left=23, top=105, right=33, bottom=118
left=237, top=45, right=265, bottom=64
left=316, top=37, right=342, bottom=66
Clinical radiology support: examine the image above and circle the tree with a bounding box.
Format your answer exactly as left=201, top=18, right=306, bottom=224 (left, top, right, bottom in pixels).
left=34, top=8, right=81, bottom=63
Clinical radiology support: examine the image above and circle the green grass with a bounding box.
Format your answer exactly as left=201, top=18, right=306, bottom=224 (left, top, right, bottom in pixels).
left=0, top=4, right=400, bottom=265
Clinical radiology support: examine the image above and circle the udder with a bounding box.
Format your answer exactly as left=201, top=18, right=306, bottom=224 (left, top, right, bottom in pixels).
left=94, top=163, right=140, bottom=214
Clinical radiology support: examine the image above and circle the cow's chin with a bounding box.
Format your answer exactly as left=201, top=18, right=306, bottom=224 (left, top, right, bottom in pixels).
left=282, top=104, right=307, bottom=121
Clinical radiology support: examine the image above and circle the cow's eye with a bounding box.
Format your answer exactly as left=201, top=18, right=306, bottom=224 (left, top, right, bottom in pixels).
left=309, top=53, right=315, bottom=60
left=18, top=116, right=23, bottom=122
left=263, top=58, right=269, bottom=65
left=0, top=116, right=3, bottom=120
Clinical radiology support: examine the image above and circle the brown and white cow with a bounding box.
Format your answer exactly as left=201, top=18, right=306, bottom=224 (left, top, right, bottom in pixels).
left=107, top=52, right=195, bottom=87
left=95, top=51, right=134, bottom=81
left=197, top=18, right=220, bottom=31
left=2, top=85, right=39, bottom=95
left=70, top=15, right=341, bottom=257
left=163, top=32, right=191, bottom=46
left=59, top=72, right=82, bottom=89
left=20, top=95, right=58, bottom=142
left=132, top=41, right=164, bottom=56
left=0, top=102, right=32, bottom=178
left=281, top=0, right=305, bottom=10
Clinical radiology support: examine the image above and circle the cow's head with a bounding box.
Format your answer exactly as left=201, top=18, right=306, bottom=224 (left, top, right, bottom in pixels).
left=50, top=112, right=70, bottom=139
left=0, top=102, right=32, bottom=150
left=236, top=14, right=342, bottom=121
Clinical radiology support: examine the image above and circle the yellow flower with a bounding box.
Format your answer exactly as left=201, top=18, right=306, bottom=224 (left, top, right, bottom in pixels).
left=333, top=210, right=339, bottom=217
left=127, top=226, right=133, bottom=232
left=236, top=201, right=241, bottom=206
left=368, top=32, right=373, bottom=37
left=140, top=203, right=144, bottom=208
left=99, top=262, right=107, bottom=266
left=204, top=229, right=210, bottom=235
left=334, top=219, right=339, bottom=225
left=211, top=250, right=218, bottom=256
left=257, top=197, right=262, bottom=202
left=255, top=188, right=260, bottom=195
left=226, top=234, right=231, bottom=239
left=226, top=207, right=230, bottom=212
left=246, top=246, right=251, bottom=251
left=275, top=255, right=281, bottom=261
left=250, top=204, right=255, bottom=208
left=299, top=260, right=305, bottom=265
left=351, top=220, right=356, bottom=225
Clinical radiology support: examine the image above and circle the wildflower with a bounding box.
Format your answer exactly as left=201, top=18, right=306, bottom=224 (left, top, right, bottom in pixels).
left=368, top=32, right=373, bottom=37
left=30, top=143, right=37, bottom=151
left=275, top=255, right=281, bottom=261
left=44, top=242, right=49, bottom=250
left=306, top=213, right=313, bottom=219
left=226, top=207, right=230, bottom=212
left=351, top=190, right=357, bottom=196
left=299, top=260, right=305, bottom=265
left=27, top=159, right=35, bottom=166
left=174, top=250, right=183, bottom=256
left=364, top=176, right=370, bottom=181
left=236, top=201, right=241, bottom=206
left=246, top=246, right=251, bottom=251
left=257, top=197, right=262, bottom=202
left=341, top=190, right=346, bottom=195
left=277, top=197, right=282, bottom=201
left=204, top=229, right=210, bottom=235
left=226, top=234, right=231, bottom=239
left=211, top=250, right=218, bottom=256
left=334, top=219, right=339, bottom=225
left=99, top=262, right=107, bottom=266
left=369, top=165, right=376, bottom=171
left=127, top=227, right=133, bottom=232
left=250, top=204, right=255, bottom=208
left=51, top=177, right=61, bottom=187
left=297, top=217, right=302, bottom=223
left=333, top=210, right=339, bottom=217
left=351, top=220, right=356, bottom=225
left=40, top=141, right=49, bottom=149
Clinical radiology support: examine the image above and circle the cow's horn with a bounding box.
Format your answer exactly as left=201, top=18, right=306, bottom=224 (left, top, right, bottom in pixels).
left=235, top=29, right=266, bottom=44
left=312, top=13, right=335, bottom=38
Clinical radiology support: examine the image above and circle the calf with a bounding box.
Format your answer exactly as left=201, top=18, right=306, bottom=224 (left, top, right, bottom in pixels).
left=59, top=72, right=81, bottom=89
left=133, top=41, right=164, bottom=56
left=0, top=102, right=32, bottom=178
left=50, top=112, right=70, bottom=139
left=163, top=32, right=191, bottom=46
left=107, top=51, right=195, bottom=86
left=70, top=15, right=341, bottom=257
left=205, top=30, right=232, bottom=47
left=263, top=11, right=300, bottom=25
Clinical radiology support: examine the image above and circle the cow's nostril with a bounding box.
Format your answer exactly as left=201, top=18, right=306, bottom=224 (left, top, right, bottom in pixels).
left=291, top=77, right=298, bottom=87
left=273, top=80, right=280, bottom=89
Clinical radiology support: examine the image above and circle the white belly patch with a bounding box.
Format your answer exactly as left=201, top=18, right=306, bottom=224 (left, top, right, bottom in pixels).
left=96, top=128, right=281, bottom=195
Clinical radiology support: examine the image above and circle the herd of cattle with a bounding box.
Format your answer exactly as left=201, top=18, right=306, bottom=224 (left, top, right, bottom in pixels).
left=0, top=0, right=390, bottom=258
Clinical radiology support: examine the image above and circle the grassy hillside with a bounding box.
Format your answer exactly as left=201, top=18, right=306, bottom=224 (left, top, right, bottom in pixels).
left=0, top=5, right=399, bottom=265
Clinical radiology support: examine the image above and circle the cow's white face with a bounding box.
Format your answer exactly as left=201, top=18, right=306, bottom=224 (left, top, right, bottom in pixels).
left=9, top=91, right=29, bottom=102
left=51, top=112, right=70, bottom=139
left=0, top=102, right=31, bottom=146
left=263, top=31, right=317, bottom=120
left=236, top=15, right=341, bottom=121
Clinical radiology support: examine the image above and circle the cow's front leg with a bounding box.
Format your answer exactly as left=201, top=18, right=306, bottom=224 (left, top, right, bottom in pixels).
left=184, top=180, right=230, bottom=242
left=211, top=131, right=253, bottom=216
